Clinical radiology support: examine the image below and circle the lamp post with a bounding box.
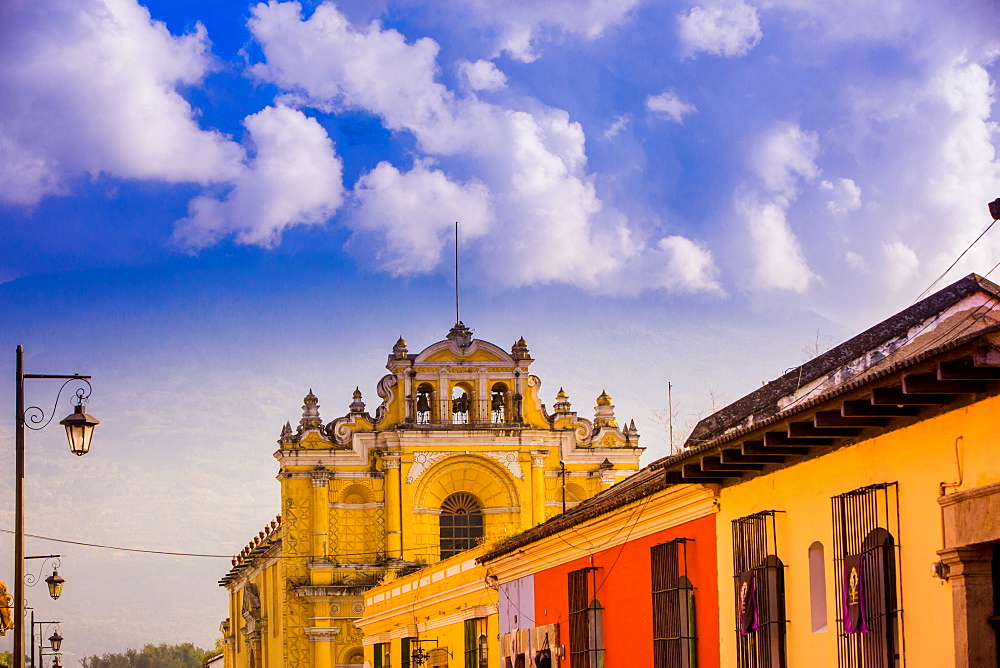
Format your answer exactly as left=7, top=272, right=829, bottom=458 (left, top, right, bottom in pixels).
left=30, top=614, right=61, bottom=668
left=14, top=345, right=98, bottom=668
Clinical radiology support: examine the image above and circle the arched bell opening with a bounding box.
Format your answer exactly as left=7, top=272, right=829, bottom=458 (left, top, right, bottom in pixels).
left=416, top=383, right=435, bottom=424
left=491, top=382, right=510, bottom=423
left=451, top=383, right=473, bottom=425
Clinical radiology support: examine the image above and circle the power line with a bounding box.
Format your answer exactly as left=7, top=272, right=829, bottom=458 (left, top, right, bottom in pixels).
left=0, top=528, right=230, bottom=558
left=914, top=215, right=998, bottom=303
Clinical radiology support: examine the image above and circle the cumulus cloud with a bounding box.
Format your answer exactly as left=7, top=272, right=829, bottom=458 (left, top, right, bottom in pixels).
left=437, top=0, right=642, bottom=62
left=646, top=90, right=698, bottom=124
left=173, top=105, right=344, bottom=249
left=820, top=178, right=862, bottom=214
left=751, top=122, right=821, bottom=196
left=0, top=0, right=243, bottom=205
left=654, top=236, right=724, bottom=294
left=678, top=0, right=762, bottom=59
left=742, top=193, right=817, bottom=292
left=458, top=59, right=507, bottom=91
left=249, top=0, right=722, bottom=293
left=348, top=160, right=493, bottom=274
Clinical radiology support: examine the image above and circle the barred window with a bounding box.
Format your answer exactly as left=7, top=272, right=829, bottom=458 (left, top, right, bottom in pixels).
left=373, top=642, right=391, bottom=668
left=652, top=538, right=696, bottom=668
left=569, top=567, right=604, bottom=668
left=440, top=492, right=484, bottom=559
left=732, top=510, right=786, bottom=668
left=464, top=617, right=489, bottom=668
left=832, top=482, right=901, bottom=668
left=401, top=637, right=415, bottom=668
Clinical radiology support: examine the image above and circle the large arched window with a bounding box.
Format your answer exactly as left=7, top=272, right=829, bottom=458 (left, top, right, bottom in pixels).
left=439, top=492, right=484, bottom=559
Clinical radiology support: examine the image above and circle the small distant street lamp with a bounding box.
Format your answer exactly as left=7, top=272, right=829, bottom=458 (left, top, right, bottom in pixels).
left=14, top=345, right=99, bottom=668
left=30, top=616, right=62, bottom=668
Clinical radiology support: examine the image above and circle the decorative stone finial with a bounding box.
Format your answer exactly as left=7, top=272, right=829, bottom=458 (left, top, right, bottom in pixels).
left=278, top=421, right=296, bottom=445
left=594, top=391, right=617, bottom=427
left=599, top=457, right=614, bottom=470
left=554, top=387, right=572, bottom=413
left=350, top=387, right=366, bottom=413
left=625, top=419, right=639, bottom=438
left=447, top=321, right=474, bottom=348
left=511, top=336, right=530, bottom=360
left=300, top=390, right=322, bottom=430
left=393, top=336, right=408, bottom=358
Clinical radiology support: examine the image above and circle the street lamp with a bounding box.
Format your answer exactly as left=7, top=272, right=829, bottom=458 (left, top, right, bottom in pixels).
left=43, top=571, right=64, bottom=601
left=14, top=345, right=98, bottom=668
left=24, top=556, right=65, bottom=601
left=30, top=617, right=62, bottom=668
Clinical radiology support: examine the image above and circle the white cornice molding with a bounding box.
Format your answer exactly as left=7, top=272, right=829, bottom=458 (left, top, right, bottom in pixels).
left=485, top=485, right=716, bottom=582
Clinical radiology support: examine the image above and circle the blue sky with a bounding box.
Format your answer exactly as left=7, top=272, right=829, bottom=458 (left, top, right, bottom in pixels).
left=1, top=0, right=999, bottom=658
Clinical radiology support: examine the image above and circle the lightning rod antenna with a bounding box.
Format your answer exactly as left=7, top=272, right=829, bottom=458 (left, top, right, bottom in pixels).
left=455, top=221, right=460, bottom=325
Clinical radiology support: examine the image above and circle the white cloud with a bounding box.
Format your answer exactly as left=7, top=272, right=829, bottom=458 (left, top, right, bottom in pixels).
left=881, top=241, right=920, bottom=291
left=347, top=160, right=493, bottom=274
left=0, top=0, right=243, bottom=205
left=678, top=0, right=762, bottom=59
left=249, top=1, right=722, bottom=294
left=751, top=122, right=821, bottom=197
left=646, top=90, right=698, bottom=124
left=458, top=59, right=507, bottom=91
left=845, top=251, right=869, bottom=272
left=820, top=177, right=862, bottom=214
left=602, top=114, right=631, bottom=140
left=439, top=0, right=642, bottom=62
left=173, top=105, right=344, bottom=249
left=741, top=193, right=817, bottom=292
left=655, top=236, right=725, bottom=294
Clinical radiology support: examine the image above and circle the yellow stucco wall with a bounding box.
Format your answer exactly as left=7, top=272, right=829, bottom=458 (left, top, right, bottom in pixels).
left=716, top=393, right=1000, bottom=668
left=358, top=546, right=497, bottom=668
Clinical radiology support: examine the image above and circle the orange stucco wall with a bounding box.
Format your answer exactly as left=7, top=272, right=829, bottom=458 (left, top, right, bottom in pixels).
left=531, top=512, right=719, bottom=668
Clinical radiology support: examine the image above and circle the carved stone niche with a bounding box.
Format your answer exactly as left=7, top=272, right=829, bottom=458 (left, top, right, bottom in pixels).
left=241, top=583, right=266, bottom=640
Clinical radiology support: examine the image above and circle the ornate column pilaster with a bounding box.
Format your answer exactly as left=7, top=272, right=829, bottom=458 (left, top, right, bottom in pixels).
left=311, top=468, right=331, bottom=561
left=384, top=453, right=403, bottom=559
left=530, top=450, right=547, bottom=525
left=938, top=545, right=996, bottom=668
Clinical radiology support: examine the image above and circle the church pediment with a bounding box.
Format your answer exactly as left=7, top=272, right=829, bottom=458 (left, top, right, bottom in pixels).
left=414, top=339, right=515, bottom=365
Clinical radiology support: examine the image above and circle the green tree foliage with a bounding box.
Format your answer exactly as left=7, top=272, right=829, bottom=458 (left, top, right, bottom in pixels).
left=80, top=642, right=211, bottom=668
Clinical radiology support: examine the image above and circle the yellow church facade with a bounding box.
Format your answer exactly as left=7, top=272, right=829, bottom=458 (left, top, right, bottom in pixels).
left=218, top=323, right=643, bottom=667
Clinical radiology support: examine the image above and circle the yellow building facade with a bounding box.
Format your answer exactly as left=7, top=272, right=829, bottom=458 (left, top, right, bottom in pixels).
left=357, top=545, right=495, bottom=668
left=218, top=323, right=643, bottom=668
left=670, top=273, right=1000, bottom=668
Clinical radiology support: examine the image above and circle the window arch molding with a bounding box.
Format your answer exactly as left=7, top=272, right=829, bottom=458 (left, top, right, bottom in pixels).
left=412, top=454, right=520, bottom=513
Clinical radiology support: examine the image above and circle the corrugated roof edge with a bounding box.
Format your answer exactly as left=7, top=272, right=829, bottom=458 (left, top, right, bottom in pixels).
left=685, top=273, right=1000, bottom=447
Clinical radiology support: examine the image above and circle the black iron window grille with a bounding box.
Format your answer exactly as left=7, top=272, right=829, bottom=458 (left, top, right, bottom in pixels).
left=831, top=482, right=903, bottom=668
left=569, top=566, right=605, bottom=668
left=652, top=538, right=697, bottom=668
left=464, top=617, right=489, bottom=668
left=440, top=492, right=485, bottom=559
left=732, top=510, right=787, bottom=668
left=373, top=642, right=391, bottom=668
left=401, top=637, right=414, bottom=668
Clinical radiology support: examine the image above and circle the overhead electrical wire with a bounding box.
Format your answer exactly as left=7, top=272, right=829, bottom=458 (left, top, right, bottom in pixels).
left=0, top=528, right=230, bottom=558
left=913, top=215, right=998, bottom=303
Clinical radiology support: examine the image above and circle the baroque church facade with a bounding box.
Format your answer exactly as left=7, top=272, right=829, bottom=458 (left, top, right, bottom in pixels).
left=218, top=323, right=644, bottom=667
